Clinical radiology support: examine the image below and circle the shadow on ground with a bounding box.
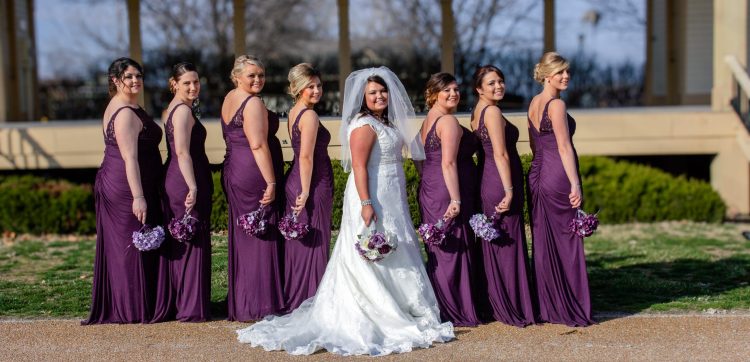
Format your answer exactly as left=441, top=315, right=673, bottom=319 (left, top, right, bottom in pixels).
left=587, top=254, right=750, bottom=313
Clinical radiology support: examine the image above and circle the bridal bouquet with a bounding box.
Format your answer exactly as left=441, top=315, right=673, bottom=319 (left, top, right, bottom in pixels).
left=237, top=205, right=268, bottom=236
left=279, top=213, right=310, bottom=241
left=569, top=209, right=599, bottom=238
left=417, top=218, right=451, bottom=246
left=469, top=213, right=503, bottom=242
left=168, top=213, right=198, bottom=242
left=355, top=228, right=398, bottom=262
left=132, top=225, right=165, bottom=251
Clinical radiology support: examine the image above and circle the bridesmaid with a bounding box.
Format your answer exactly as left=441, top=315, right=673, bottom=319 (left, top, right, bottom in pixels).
left=281, top=63, right=333, bottom=313
left=152, top=62, right=213, bottom=322
left=83, top=57, right=163, bottom=324
left=221, top=55, right=285, bottom=321
left=470, top=65, right=535, bottom=327
left=527, top=52, right=594, bottom=327
left=419, top=72, right=481, bottom=327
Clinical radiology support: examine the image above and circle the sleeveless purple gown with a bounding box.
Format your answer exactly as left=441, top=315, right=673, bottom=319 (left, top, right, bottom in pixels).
left=83, top=106, right=163, bottom=325
left=528, top=99, right=594, bottom=327
left=473, top=106, right=535, bottom=327
left=419, top=117, right=481, bottom=327
left=281, top=108, right=333, bottom=313
left=151, top=104, right=213, bottom=322
left=222, top=95, right=285, bottom=321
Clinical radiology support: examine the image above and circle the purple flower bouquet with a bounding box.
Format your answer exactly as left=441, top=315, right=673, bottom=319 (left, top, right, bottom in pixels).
left=132, top=225, right=165, bottom=251
left=569, top=209, right=599, bottom=238
left=279, top=213, right=311, bottom=241
left=355, top=228, right=398, bottom=262
left=469, top=213, right=502, bottom=242
left=237, top=205, right=268, bottom=236
left=417, top=218, right=450, bottom=246
left=168, top=213, right=199, bottom=242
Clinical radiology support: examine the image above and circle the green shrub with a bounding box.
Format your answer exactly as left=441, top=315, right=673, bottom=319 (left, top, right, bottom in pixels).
left=0, top=155, right=726, bottom=235
left=578, top=156, right=725, bottom=223
left=0, top=175, right=95, bottom=234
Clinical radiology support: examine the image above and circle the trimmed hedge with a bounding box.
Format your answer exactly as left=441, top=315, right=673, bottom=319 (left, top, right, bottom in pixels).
left=578, top=156, right=725, bottom=223
left=0, top=156, right=727, bottom=234
left=0, top=175, right=95, bottom=234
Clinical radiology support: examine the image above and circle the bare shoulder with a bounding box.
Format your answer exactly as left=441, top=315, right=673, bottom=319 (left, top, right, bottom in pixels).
left=548, top=98, right=567, bottom=112
left=438, top=113, right=460, bottom=128
left=298, top=108, right=320, bottom=130
left=484, top=104, right=502, bottom=119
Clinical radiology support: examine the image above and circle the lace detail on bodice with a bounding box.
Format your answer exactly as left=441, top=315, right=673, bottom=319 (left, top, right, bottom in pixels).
left=530, top=98, right=576, bottom=136
left=164, top=103, right=195, bottom=138
left=224, top=95, right=254, bottom=128
left=290, top=108, right=307, bottom=142
left=348, top=115, right=403, bottom=166
left=474, top=106, right=491, bottom=143
left=103, top=106, right=155, bottom=145
left=423, top=117, right=442, bottom=152
left=538, top=99, right=555, bottom=133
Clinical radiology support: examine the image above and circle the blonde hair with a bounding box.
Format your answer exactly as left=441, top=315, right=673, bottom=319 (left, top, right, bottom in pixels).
left=287, top=63, right=321, bottom=100
left=230, top=55, right=265, bottom=86
left=533, top=52, right=569, bottom=84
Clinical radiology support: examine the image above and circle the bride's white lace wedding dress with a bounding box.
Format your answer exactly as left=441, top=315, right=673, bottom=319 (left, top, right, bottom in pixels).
left=237, top=115, right=455, bottom=356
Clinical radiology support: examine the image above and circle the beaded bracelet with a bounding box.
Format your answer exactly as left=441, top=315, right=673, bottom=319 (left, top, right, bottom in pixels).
left=450, top=199, right=461, bottom=205
left=361, top=199, right=373, bottom=206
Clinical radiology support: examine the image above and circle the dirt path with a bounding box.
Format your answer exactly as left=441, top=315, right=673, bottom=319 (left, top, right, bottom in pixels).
left=2, top=314, right=749, bottom=361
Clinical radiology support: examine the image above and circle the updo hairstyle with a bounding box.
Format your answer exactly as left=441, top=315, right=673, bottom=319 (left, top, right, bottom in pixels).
left=230, top=55, right=265, bottom=86
left=107, top=57, right=143, bottom=97
left=287, top=63, right=321, bottom=101
left=169, top=62, right=198, bottom=94
left=533, top=52, right=569, bottom=84
left=424, top=72, right=457, bottom=108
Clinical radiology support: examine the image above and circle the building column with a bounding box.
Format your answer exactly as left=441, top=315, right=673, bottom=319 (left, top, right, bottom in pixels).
left=543, top=0, right=555, bottom=53
left=337, top=0, right=351, bottom=101
left=126, top=0, right=145, bottom=107
left=1, top=0, right=36, bottom=122
left=712, top=0, right=748, bottom=111
left=126, top=0, right=142, bottom=64
left=0, top=1, right=10, bottom=123
left=440, top=0, right=455, bottom=74
left=233, top=0, right=246, bottom=57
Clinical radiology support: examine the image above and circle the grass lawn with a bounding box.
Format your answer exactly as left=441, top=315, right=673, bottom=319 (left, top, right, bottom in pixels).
left=0, top=222, right=748, bottom=318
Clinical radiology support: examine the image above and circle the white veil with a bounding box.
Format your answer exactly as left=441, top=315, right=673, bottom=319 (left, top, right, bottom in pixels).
left=339, top=66, right=425, bottom=172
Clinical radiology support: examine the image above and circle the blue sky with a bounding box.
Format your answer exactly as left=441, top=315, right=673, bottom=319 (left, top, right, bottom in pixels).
left=34, top=0, right=646, bottom=80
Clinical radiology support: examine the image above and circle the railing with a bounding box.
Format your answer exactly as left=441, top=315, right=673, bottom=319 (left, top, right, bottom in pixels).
left=726, top=55, right=750, bottom=130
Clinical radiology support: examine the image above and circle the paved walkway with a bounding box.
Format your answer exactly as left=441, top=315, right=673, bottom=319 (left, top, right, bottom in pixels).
left=2, top=313, right=749, bottom=361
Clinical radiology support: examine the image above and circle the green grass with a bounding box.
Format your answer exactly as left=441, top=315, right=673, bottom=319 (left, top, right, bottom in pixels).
left=0, top=222, right=748, bottom=318
left=585, top=222, right=750, bottom=312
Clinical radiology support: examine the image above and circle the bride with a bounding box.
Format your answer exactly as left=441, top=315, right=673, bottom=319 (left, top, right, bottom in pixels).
left=237, top=66, right=455, bottom=356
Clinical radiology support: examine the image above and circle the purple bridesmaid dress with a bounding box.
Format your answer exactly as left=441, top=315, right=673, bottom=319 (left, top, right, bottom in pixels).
left=152, top=104, right=213, bottom=322
left=473, top=106, right=535, bottom=327
left=83, top=106, right=163, bottom=325
left=281, top=109, right=333, bottom=313
left=222, top=95, right=285, bottom=321
left=528, top=99, right=594, bottom=327
left=419, top=117, right=481, bottom=327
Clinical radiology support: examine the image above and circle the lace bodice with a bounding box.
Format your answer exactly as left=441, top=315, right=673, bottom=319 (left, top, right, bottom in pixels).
left=348, top=115, right=404, bottom=168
